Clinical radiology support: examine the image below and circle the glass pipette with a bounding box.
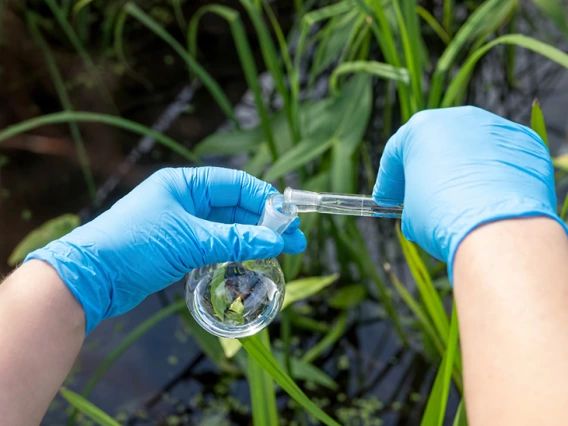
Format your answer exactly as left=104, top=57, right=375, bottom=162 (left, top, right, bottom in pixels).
left=282, top=187, right=403, bottom=218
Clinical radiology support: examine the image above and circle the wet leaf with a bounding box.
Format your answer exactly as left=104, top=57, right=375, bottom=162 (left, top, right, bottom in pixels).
left=8, top=214, right=80, bottom=266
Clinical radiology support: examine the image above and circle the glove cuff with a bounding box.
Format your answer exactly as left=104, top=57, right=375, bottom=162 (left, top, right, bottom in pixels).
left=24, top=240, right=112, bottom=334
left=446, top=197, right=568, bottom=284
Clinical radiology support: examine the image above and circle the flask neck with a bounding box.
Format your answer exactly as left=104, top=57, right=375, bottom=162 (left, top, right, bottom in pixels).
left=257, top=194, right=298, bottom=234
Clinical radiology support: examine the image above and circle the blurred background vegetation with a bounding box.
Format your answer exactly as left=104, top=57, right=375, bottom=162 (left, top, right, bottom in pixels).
left=1, top=0, right=567, bottom=425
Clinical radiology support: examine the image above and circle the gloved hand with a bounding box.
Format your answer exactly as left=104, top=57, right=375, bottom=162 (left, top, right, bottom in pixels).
left=373, top=106, right=566, bottom=279
left=26, top=167, right=306, bottom=333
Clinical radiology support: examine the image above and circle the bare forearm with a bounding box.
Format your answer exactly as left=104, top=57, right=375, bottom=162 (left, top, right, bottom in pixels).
left=454, top=217, right=568, bottom=425
left=0, top=260, right=84, bottom=426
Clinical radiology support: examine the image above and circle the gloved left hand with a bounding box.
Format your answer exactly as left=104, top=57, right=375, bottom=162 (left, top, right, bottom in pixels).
left=25, top=167, right=306, bottom=333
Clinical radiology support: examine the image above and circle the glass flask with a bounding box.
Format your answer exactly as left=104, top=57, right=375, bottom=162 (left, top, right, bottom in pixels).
left=185, top=194, right=298, bottom=338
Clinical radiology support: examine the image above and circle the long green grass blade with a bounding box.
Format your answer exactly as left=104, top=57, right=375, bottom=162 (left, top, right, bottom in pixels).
left=452, top=399, right=468, bottom=426
left=264, top=136, right=334, bottom=181
left=248, top=329, right=279, bottom=426
left=396, top=225, right=450, bottom=342
left=443, top=34, right=568, bottom=107
left=283, top=274, right=339, bottom=309
left=27, top=14, right=95, bottom=199
left=329, top=60, right=410, bottom=94
left=560, top=193, right=568, bottom=221
left=417, top=6, right=450, bottom=44
left=60, top=388, right=120, bottom=426
left=385, top=262, right=463, bottom=391
left=385, top=263, right=444, bottom=356
left=293, top=1, right=352, bottom=136
left=0, top=111, right=198, bottom=162
left=531, top=0, right=568, bottom=37
left=273, top=351, right=339, bottom=390
left=421, top=304, right=460, bottom=426
left=340, top=221, right=407, bottom=344
left=531, top=99, right=549, bottom=148
left=122, top=3, right=238, bottom=126
left=187, top=5, right=277, bottom=159
left=72, top=0, right=95, bottom=15
left=301, top=311, right=347, bottom=364
left=428, top=0, right=516, bottom=108
left=240, top=335, right=342, bottom=426
left=172, top=0, right=187, bottom=34
left=392, top=0, right=423, bottom=111
left=355, top=0, right=411, bottom=121
left=443, top=0, right=454, bottom=36
left=241, top=0, right=297, bottom=143
left=45, top=0, right=118, bottom=114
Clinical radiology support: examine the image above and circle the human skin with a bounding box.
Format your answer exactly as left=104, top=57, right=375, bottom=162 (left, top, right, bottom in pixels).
left=454, top=217, right=568, bottom=426
left=0, top=260, right=85, bottom=426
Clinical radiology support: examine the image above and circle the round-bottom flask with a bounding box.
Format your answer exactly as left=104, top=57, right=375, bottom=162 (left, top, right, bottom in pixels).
left=185, top=194, right=297, bottom=338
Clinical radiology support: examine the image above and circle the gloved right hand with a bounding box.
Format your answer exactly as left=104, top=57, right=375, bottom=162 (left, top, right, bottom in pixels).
left=373, top=106, right=566, bottom=279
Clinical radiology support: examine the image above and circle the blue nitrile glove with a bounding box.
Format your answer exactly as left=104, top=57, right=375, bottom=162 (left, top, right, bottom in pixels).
left=25, top=167, right=306, bottom=333
left=373, top=106, right=566, bottom=280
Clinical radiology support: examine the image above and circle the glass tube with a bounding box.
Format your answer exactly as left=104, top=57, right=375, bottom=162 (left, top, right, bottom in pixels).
left=283, top=187, right=402, bottom=218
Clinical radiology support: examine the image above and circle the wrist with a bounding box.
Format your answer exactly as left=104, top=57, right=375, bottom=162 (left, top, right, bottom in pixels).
left=24, top=239, right=112, bottom=334
left=445, top=196, right=567, bottom=282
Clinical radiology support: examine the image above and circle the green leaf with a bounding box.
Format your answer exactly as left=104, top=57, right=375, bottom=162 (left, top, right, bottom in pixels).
left=531, top=0, right=568, bottom=38
left=301, top=311, right=348, bottom=364
left=244, top=144, right=272, bottom=178
left=328, top=284, right=367, bottom=309
left=385, top=263, right=445, bottom=357
left=560, top=193, right=568, bottom=221
left=354, top=0, right=412, bottom=121
left=396, top=225, right=450, bottom=343
left=443, top=34, right=568, bottom=107
left=264, top=136, right=334, bottom=182
left=0, top=111, right=198, bottom=163
left=195, top=111, right=291, bottom=157
left=417, top=5, right=450, bottom=44
left=265, top=75, right=372, bottom=181
left=210, top=267, right=230, bottom=321
left=421, top=304, right=460, bottom=426
left=219, top=337, right=242, bottom=358
left=452, top=399, right=468, bottom=426
left=531, top=99, right=549, bottom=148
left=392, top=0, right=424, bottom=111
left=72, top=0, right=95, bottom=15
left=8, top=214, right=80, bottom=266
left=247, top=329, right=279, bottom=426
left=273, top=351, right=339, bottom=390
left=240, top=335, right=341, bottom=426
left=429, top=0, right=517, bottom=108
left=282, top=274, right=339, bottom=310
left=329, top=60, right=410, bottom=95
left=59, top=388, right=120, bottom=426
